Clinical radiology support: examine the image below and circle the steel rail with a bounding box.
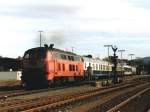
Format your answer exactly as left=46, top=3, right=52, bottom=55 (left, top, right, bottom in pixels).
left=107, top=86, right=150, bottom=112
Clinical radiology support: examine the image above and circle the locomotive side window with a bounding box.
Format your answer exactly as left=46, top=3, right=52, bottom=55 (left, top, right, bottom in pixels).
left=60, top=54, right=67, bottom=60
left=67, top=55, right=75, bottom=61
left=62, top=64, right=65, bottom=71
left=72, top=65, right=75, bottom=71
left=76, top=57, right=81, bottom=61
left=68, top=56, right=72, bottom=60
left=55, top=53, right=60, bottom=59
left=69, top=64, right=77, bottom=71
left=76, top=65, right=78, bottom=71
left=64, top=55, right=67, bottom=59
left=68, top=56, right=71, bottom=60
left=69, top=64, right=72, bottom=71
left=73, top=56, right=81, bottom=61
left=58, top=63, right=61, bottom=71
left=71, top=56, right=74, bottom=61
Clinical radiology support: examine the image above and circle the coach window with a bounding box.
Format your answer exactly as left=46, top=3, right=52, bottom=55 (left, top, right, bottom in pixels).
left=109, top=66, right=110, bottom=70
left=92, top=64, right=94, bottom=69
left=103, top=65, right=105, bottom=70
left=107, top=66, right=109, bottom=70
left=99, top=65, right=101, bottom=70
left=96, top=64, right=98, bottom=70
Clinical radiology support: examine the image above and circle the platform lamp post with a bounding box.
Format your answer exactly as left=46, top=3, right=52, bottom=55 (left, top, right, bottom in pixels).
left=118, top=50, right=125, bottom=77
left=104, top=45, right=112, bottom=77
left=38, top=30, right=43, bottom=47
left=128, top=54, right=135, bottom=66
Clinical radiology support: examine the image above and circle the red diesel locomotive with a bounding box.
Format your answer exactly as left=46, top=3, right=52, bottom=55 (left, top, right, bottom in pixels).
left=21, top=44, right=84, bottom=87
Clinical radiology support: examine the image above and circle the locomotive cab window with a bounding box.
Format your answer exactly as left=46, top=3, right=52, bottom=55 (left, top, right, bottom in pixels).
left=30, top=49, right=46, bottom=59
left=24, top=53, right=29, bottom=59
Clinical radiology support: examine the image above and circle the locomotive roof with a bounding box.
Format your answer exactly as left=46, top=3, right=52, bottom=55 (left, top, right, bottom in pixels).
left=25, top=47, right=79, bottom=56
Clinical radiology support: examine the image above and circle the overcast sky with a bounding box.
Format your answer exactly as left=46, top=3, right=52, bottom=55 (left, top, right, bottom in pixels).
left=0, top=0, right=150, bottom=59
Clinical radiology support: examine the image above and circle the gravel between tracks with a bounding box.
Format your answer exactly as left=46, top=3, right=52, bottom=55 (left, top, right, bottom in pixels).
left=0, top=75, right=150, bottom=112
left=118, top=88, right=150, bottom=112
left=64, top=83, right=149, bottom=112
left=6, top=85, right=98, bottom=100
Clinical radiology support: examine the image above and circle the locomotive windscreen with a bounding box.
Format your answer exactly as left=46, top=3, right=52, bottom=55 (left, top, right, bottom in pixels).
left=23, top=48, right=46, bottom=60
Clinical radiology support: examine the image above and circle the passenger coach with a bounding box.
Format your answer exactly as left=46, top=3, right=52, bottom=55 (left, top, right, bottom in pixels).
left=83, top=57, right=112, bottom=79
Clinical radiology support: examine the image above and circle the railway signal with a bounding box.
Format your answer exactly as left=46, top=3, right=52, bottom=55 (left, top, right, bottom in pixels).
left=111, top=45, right=118, bottom=84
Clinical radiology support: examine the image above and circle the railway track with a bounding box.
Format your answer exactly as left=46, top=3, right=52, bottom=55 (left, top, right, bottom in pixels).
left=107, top=87, right=150, bottom=112
left=27, top=82, right=149, bottom=112
left=0, top=74, right=147, bottom=91
left=0, top=75, right=148, bottom=98
left=0, top=79, right=139, bottom=99
left=67, top=82, right=150, bottom=112
left=0, top=80, right=146, bottom=112
left=0, top=76, right=149, bottom=112
left=0, top=81, right=96, bottom=101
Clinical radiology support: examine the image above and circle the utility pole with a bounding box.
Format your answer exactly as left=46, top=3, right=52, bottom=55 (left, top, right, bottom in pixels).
left=118, top=50, right=125, bottom=77
left=71, top=47, right=74, bottom=53
left=128, top=54, right=135, bottom=66
left=104, top=45, right=112, bottom=76
left=38, top=31, right=43, bottom=47
left=128, top=54, right=134, bottom=60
